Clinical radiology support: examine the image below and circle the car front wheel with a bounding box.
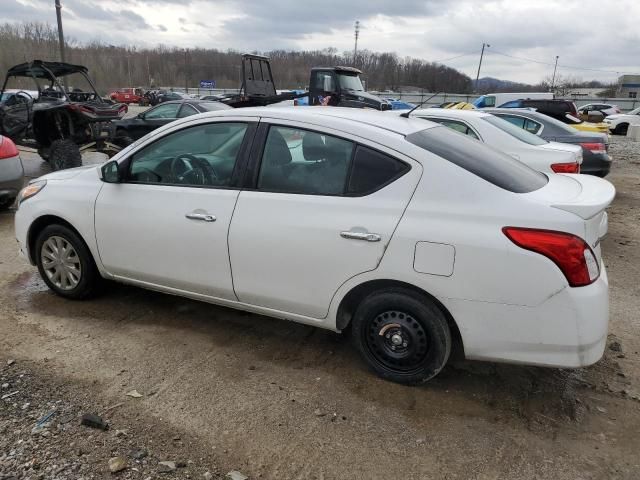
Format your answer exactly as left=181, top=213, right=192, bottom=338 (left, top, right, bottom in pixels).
left=351, top=289, right=452, bottom=385
left=35, top=224, right=100, bottom=299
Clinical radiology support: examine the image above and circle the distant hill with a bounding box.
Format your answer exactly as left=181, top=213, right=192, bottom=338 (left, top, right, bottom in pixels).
left=473, top=77, right=540, bottom=93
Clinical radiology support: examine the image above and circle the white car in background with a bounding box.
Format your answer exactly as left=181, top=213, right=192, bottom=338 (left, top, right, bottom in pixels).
left=577, top=103, right=620, bottom=117
left=401, top=109, right=583, bottom=174
left=603, top=106, right=640, bottom=135
left=14, top=107, right=614, bottom=385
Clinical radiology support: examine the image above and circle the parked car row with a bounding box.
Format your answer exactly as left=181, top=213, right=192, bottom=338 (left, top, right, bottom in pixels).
left=13, top=105, right=615, bottom=386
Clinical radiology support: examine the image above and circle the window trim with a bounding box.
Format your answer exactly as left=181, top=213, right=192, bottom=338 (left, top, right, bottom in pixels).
left=244, top=122, right=411, bottom=198
left=177, top=103, right=199, bottom=118
left=495, top=113, right=545, bottom=136
left=144, top=102, right=181, bottom=120
left=119, top=121, right=257, bottom=190
left=417, top=116, right=484, bottom=142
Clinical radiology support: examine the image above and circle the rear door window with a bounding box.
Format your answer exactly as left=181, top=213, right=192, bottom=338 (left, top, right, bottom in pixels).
left=406, top=126, right=548, bottom=193
left=346, top=146, right=409, bottom=196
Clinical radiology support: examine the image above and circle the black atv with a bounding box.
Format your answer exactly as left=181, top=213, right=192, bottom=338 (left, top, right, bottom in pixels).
left=0, top=60, right=128, bottom=171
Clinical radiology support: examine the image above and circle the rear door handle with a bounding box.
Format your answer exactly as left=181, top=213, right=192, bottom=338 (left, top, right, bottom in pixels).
left=185, top=212, right=216, bottom=222
left=340, top=231, right=381, bottom=242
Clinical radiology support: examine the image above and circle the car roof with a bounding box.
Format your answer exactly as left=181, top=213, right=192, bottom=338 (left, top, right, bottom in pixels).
left=7, top=60, right=88, bottom=78
left=405, top=108, right=491, bottom=119
left=175, top=106, right=438, bottom=137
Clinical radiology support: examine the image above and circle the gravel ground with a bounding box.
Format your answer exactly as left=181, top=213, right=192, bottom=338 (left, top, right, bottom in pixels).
left=1, top=135, right=639, bottom=479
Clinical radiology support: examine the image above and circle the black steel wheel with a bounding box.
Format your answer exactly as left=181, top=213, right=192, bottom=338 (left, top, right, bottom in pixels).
left=351, top=289, right=451, bottom=385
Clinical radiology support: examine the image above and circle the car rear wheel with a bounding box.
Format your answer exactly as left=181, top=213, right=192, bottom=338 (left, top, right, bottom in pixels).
left=49, top=139, right=82, bottom=171
left=615, top=123, right=629, bottom=135
left=351, top=289, right=451, bottom=385
left=35, top=224, right=100, bottom=299
left=113, top=131, right=134, bottom=149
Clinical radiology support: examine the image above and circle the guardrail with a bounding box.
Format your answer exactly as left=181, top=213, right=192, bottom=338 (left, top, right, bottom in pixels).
left=160, top=87, right=639, bottom=113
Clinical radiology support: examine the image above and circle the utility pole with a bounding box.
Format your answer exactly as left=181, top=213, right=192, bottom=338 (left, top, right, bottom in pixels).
left=146, top=55, right=151, bottom=87
left=54, top=0, right=66, bottom=62
left=184, top=48, right=189, bottom=93
left=551, top=55, right=559, bottom=93
left=353, top=21, right=360, bottom=65
left=474, top=43, right=490, bottom=93
left=127, top=55, right=132, bottom=86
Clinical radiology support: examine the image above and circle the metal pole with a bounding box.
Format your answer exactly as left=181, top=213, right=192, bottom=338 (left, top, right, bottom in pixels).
left=353, top=21, right=360, bottom=65
left=551, top=55, right=559, bottom=93
left=184, top=49, right=188, bottom=93
left=474, top=43, right=489, bottom=93
left=127, top=55, right=132, bottom=86
left=54, top=0, right=66, bottom=62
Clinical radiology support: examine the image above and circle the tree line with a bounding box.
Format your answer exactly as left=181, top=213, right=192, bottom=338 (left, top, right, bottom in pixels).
left=0, top=21, right=472, bottom=94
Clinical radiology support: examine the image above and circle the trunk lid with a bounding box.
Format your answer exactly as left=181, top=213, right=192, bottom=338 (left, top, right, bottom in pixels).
left=524, top=174, right=615, bottom=263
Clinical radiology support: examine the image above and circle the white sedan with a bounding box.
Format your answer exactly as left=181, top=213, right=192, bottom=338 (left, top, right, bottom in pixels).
left=400, top=109, right=583, bottom=174
left=14, top=107, right=614, bottom=385
left=603, top=106, right=640, bottom=135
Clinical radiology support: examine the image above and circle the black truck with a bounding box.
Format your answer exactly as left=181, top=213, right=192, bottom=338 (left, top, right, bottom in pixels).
left=221, top=54, right=391, bottom=111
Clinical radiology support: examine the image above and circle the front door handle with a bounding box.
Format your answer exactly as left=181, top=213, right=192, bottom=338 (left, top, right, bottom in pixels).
left=340, top=231, right=381, bottom=242
left=185, top=212, right=216, bottom=222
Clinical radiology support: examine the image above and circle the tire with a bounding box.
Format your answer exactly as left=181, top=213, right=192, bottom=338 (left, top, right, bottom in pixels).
left=113, top=132, right=134, bottom=149
left=49, top=139, right=82, bottom=171
left=615, top=123, right=629, bottom=135
left=351, top=288, right=451, bottom=385
left=35, top=224, right=101, bottom=300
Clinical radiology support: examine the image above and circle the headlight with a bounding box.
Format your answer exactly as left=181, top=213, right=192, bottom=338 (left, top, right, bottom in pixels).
left=16, top=180, right=46, bottom=205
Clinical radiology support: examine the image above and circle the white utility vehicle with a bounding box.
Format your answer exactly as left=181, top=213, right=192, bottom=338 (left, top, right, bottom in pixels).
left=473, top=92, right=553, bottom=108
left=14, top=107, right=614, bottom=384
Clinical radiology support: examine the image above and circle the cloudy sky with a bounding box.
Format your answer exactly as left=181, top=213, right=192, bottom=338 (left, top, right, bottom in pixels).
left=5, top=0, right=640, bottom=84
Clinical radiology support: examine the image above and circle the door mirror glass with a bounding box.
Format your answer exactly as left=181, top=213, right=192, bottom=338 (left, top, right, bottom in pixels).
left=101, top=160, right=120, bottom=183
left=323, top=75, right=336, bottom=93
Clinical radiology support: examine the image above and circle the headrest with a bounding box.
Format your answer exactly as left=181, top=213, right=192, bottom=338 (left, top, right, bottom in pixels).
left=302, top=133, right=351, bottom=162
left=264, top=130, right=292, bottom=166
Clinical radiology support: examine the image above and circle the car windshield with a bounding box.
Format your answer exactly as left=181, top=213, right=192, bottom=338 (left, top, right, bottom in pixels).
left=629, top=107, right=640, bottom=115
left=198, top=102, right=232, bottom=111
left=338, top=74, right=364, bottom=91
left=406, top=127, right=547, bottom=193
left=482, top=115, right=548, bottom=145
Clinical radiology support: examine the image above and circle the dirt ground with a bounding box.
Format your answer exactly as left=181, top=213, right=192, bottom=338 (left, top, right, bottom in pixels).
left=1, top=137, right=639, bottom=480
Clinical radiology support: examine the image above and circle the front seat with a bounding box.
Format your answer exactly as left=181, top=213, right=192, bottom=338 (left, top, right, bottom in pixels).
left=258, top=129, right=293, bottom=191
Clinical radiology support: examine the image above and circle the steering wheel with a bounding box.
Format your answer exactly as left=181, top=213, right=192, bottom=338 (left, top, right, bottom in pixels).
left=15, top=90, right=34, bottom=103
left=169, top=154, right=218, bottom=185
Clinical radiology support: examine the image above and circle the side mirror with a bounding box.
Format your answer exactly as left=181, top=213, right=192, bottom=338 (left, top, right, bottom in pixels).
left=137, top=112, right=145, bottom=119
left=323, top=76, right=336, bottom=93
left=101, top=160, right=121, bottom=183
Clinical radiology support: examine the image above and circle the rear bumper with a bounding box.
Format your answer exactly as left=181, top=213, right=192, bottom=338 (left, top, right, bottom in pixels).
left=0, top=155, right=24, bottom=204
left=581, top=152, right=612, bottom=177
left=446, top=262, right=609, bottom=368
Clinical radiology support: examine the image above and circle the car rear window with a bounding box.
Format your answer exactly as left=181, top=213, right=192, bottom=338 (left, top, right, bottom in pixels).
left=482, top=115, right=548, bottom=145
left=405, top=126, right=548, bottom=193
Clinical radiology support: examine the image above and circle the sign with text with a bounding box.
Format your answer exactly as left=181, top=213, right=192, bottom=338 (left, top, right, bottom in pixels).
left=199, top=80, right=216, bottom=89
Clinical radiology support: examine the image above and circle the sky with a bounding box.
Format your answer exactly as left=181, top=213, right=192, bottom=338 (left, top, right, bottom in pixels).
left=5, top=0, right=640, bottom=84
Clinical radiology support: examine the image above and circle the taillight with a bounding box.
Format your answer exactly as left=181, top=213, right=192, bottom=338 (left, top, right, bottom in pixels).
left=579, top=142, right=606, bottom=153
left=0, top=136, right=19, bottom=160
left=503, top=227, right=599, bottom=287
left=551, top=162, right=580, bottom=173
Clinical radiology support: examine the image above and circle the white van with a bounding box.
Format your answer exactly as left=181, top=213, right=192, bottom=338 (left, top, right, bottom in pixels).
left=473, top=92, right=553, bottom=108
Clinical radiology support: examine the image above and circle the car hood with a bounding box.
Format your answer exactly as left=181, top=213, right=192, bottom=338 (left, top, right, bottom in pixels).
left=36, top=164, right=95, bottom=181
